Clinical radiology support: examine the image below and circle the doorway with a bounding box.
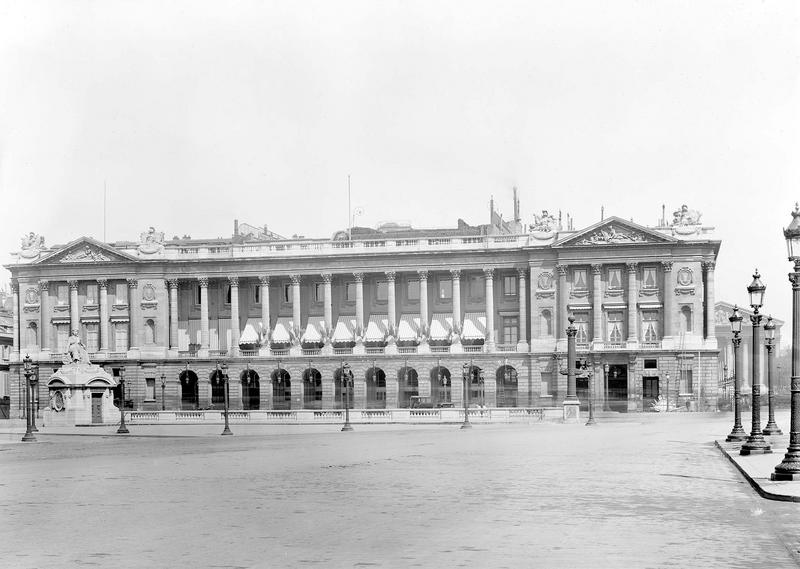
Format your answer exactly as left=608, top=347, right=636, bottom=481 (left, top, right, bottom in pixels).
left=91, top=392, right=103, bottom=423
left=643, top=377, right=659, bottom=411
left=608, top=364, right=628, bottom=412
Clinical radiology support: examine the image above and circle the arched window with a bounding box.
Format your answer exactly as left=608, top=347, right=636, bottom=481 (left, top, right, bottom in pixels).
left=681, top=306, right=693, bottom=333
left=26, top=322, right=38, bottom=348
left=541, top=310, right=553, bottom=336
left=144, top=319, right=156, bottom=344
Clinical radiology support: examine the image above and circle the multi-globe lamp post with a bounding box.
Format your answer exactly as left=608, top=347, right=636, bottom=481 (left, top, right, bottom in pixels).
left=739, top=270, right=771, bottom=456
left=763, top=316, right=782, bottom=436
left=160, top=372, right=166, bottom=411
left=21, top=354, right=37, bottom=442
left=726, top=306, right=747, bottom=442
left=117, top=367, right=129, bottom=434
left=217, top=361, right=232, bottom=436
left=773, top=205, right=800, bottom=479
left=341, top=362, right=354, bottom=432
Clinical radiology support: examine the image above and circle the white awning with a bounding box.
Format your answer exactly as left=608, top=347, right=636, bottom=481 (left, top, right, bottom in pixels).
left=332, top=316, right=357, bottom=343
left=397, top=314, right=420, bottom=341
left=239, top=318, right=261, bottom=344
left=462, top=313, right=487, bottom=340
left=271, top=317, right=293, bottom=343
left=302, top=317, right=327, bottom=343
left=365, top=315, right=389, bottom=342
left=429, top=313, right=453, bottom=340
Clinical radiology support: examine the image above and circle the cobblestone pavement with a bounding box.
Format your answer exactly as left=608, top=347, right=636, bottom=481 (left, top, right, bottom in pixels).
left=2, top=412, right=800, bottom=568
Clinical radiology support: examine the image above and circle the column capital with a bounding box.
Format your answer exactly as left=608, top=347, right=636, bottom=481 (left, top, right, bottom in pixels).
left=702, top=260, right=716, bottom=271
left=258, top=275, right=270, bottom=286
left=661, top=260, right=674, bottom=272
left=790, top=273, right=800, bottom=289
left=197, top=276, right=208, bottom=288
left=626, top=262, right=638, bottom=273
left=321, top=273, right=332, bottom=284
left=591, top=264, right=602, bottom=275
left=418, top=270, right=428, bottom=280
left=483, top=267, right=494, bottom=279
left=228, top=275, right=239, bottom=287
left=96, top=278, right=107, bottom=289
left=516, top=268, right=527, bottom=279
left=385, top=271, right=396, bottom=282
left=449, top=269, right=461, bottom=280
left=555, top=264, right=568, bottom=276
left=68, top=280, right=79, bottom=290
left=126, top=278, right=138, bottom=289
left=289, top=274, right=301, bottom=285
left=166, top=277, right=179, bottom=289
left=38, top=279, right=50, bottom=292
left=353, top=272, right=364, bottom=283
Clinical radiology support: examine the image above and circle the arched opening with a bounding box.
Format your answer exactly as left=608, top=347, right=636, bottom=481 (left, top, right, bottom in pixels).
left=303, top=368, right=322, bottom=409
left=180, top=369, right=199, bottom=410
left=210, top=369, right=226, bottom=408
left=366, top=366, right=386, bottom=409
left=144, top=319, right=156, bottom=344
left=496, top=365, right=518, bottom=407
left=431, top=366, right=452, bottom=406
left=466, top=365, right=485, bottom=407
left=241, top=369, right=260, bottom=410
left=334, top=365, right=355, bottom=410
left=398, top=367, right=419, bottom=408
left=271, top=368, right=291, bottom=410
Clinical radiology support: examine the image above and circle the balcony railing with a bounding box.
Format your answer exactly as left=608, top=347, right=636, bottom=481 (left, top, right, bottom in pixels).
left=240, top=349, right=259, bottom=357
left=463, top=345, right=483, bottom=353
left=365, top=347, right=385, bottom=355
left=640, top=341, right=661, bottom=350
left=602, top=342, right=626, bottom=350
left=271, top=348, right=289, bottom=356
left=302, top=348, right=321, bottom=356
left=430, top=346, right=450, bottom=353
left=495, top=344, right=518, bottom=352
left=398, top=346, right=418, bottom=354
left=333, top=347, right=353, bottom=355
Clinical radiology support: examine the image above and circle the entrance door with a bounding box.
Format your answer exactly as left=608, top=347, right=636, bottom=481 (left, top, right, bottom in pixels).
left=608, top=364, right=628, bottom=412
left=643, top=377, right=659, bottom=411
left=91, top=393, right=103, bottom=423
left=576, top=377, right=589, bottom=412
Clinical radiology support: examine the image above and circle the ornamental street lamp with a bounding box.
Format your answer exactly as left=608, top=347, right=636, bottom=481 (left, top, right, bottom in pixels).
left=29, top=362, right=39, bottom=433
left=21, top=355, right=36, bottom=442
left=763, top=316, right=782, bottom=435
left=341, top=361, right=354, bottom=431
left=603, top=362, right=610, bottom=411
left=160, top=372, right=166, bottom=411
left=773, top=205, right=800, bottom=479
left=117, top=367, right=129, bottom=434
left=461, top=362, right=472, bottom=429
left=665, top=372, right=671, bottom=412
left=581, top=360, right=596, bottom=426
left=740, top=270, right=771, bottom=455
left=565, top=316, right=578, bottom=403
left=726, top=306, right=747, bottom=442
left=218, top=361, right=232, bottom=436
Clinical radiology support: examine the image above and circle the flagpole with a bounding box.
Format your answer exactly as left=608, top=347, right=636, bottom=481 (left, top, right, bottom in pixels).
left=347, top=174, right=352, bottom=241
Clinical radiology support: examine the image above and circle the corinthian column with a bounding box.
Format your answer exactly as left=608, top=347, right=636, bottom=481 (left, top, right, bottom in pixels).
left=198, top=276, right=209, bottom=357
left=662, top=261, right=674, bottom=341
left=517, top=268, right=529, bottom=352
left=167, top=278, right=179, bottom=355
left=68, top=280, right=79, bottom=335
left=354, top=273, right=364, bottom=333
left=591, top=264, right=602, bottom=346
left=386, top=271, right=396, bottom=331
left=418, top=270, right=430, bottom=353
left=556, top=265, right=568, bottom=341
left=626, top=263, right=638, bottom=346
left=703, top=261, right=717, bottom=347
left=127, top=278, right=140, bottom=355
left=451, top=269, right=462, bottom=331
left=39, top=280, right=50, bottom=354
left=229, top=276, right=240, bottom=356
left=97, top=279, right=108, bottom=354
left=485, top=268, right=495, bottom=350
left=11, top=281, right=19, bottom=361
left=290, top=275, right=301, bottom=332
left=259, top=276, right=270, bottom=356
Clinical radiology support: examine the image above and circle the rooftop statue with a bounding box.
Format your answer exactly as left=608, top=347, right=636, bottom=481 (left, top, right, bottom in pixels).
left=139, top=226, right=165, bottom=254
left=671, top=204, right=702, bottom=226
left=19, top=232, right=45, bottom=258
left=529, top=210, right=558, bottom=233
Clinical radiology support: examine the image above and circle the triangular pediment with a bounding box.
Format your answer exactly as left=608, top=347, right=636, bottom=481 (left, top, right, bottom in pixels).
left=553, top=217, right=676, bottom=247
left=35, top=237, right=139, bottom=265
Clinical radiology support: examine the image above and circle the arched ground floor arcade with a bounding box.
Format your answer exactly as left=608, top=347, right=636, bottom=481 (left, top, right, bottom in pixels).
left=11, top=350, right=721, bottom=417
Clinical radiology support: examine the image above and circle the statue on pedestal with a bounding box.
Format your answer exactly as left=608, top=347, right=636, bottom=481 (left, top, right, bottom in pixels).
left=63, top=330, right=91, bottom=365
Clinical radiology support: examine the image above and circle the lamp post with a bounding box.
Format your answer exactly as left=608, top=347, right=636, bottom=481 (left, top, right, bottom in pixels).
left=29, top=361, right=39, bottom=433
left=665, top=372, right=670, bottom=412
left=21, top=355, right=36, bottom=442
left=117, top=366, right=129, bottom=434
left=726, top=306, right=747, bottom=442
left=566, top=316, right=578, bottom=403
left=160, top=372, right=166, bottom=411
left=740, top=270, right=771, bottom=455
left=461, top=362, right=472, bottom=429
left=583, top=360, right=596, bottom=426
left=773, top=205, right=800, bottom=478
left=763, top=316, right=782, bottom=435
left=219, top=361, right=232, bottom=436
left=341, top=361, right=353, bottom=431
left=603, top=362, right=609, bottom=411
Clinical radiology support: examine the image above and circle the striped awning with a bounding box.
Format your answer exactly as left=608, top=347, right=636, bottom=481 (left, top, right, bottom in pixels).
left=365, top=315, right=389, bottom=342
left=429, top=314, right=453, bottom=340
left=332, top=316, right=357, bottom=343
left=302, top=317, right=327, bottom=343
left=271, top=317, right=293, bottom=344
left=462, top=313, right=487, bottom=340
left=397, top=315, right=420, bottom=341
left=239, top=318, right=261, bottom=344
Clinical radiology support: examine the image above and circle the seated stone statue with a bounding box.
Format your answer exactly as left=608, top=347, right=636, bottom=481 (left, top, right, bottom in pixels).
left=64, top=331, right=91, bottom=364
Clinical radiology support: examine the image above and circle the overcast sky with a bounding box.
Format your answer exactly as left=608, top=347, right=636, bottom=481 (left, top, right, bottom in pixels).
left=1, top=1, right=798, bottom=329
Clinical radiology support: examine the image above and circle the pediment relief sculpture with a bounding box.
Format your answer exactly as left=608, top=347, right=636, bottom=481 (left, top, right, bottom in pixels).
left=575, top=225, right=648, bottom=246
left=59, top=245, right=112, bottom=263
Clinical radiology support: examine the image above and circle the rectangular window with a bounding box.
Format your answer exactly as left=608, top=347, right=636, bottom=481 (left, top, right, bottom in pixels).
left=254, top=285, right=260, bottom=304
left=225, top=285, right=231, bottom=304
left=85, top=324, right=99, bottom=353
left=57, top=325, right=69, bottom=353
left=642, top=311, right=660, bottom=343
left=607, top=268, right=622, bottom=290
left=469, top=276, right=483, bottom=300
left=573, top=268, right=588, bottom=290
left=284, top=283, right=292, bottom=304
left=644, top=359, right=658, bottom=369
left=345, top=282, right=356, bottom=302
left=116, top=283, right=127, bottom=304
left=375, top=281, right=388, bottom=302
left=57, top=285, right=69, bottom=306
left=642, top=267, right=658, bottom=289
left=681, top=369, right=694, bottom=394
left=606, top=311, right=624, bottom=343
left=541, top=371, right=554, bottom=396
left=195, top=285, right=202, bottom=305
left=115, top=325, right=128, bottom=352
left=145, top=378, right=156, bottom=400
left=643, top=377, right=659, bottom=399
left=314, top=283, right=324, bottom=303
left=407, top=279, right=420, bottom=301
left=502, top=316, right=518, bottom=344
left=574, top=313, right=589, bottom=345
left=85, top=284, right=98, bottom=304
left=438, top=279, right=452, bottom=300
left=503, top=276, right=517, bottom=297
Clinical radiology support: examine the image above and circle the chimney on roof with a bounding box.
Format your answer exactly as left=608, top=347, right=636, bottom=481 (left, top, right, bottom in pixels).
left=513, top=187, right=520, bottom=222
left=234, top=219, right=239, bottom=236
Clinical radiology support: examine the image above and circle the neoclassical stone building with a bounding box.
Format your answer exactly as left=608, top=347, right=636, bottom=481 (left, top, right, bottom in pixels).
left=5, top=206, right=721, bottom=419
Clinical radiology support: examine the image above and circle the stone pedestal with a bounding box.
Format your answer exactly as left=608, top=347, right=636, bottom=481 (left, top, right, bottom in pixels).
left=353, top=341, right=366, bottom=355
left=450, top=340, right=463, bottom=354
left=418, top=341, right=431, bottom=354
left=563, top=400, right=580, bottom=423
left=43, top=361, right=118, bottom=426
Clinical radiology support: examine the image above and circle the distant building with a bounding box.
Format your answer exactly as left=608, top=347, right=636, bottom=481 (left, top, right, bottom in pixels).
left=0, top=286, right=13, bottom=402
left=4, top=200, right=720, bottom=419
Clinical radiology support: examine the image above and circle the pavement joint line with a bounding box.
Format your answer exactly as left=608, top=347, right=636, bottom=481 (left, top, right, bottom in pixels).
left=714, top=440, right=800, bottom=503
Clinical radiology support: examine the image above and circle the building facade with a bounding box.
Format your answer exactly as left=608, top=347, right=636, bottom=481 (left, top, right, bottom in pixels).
left=5, top=207, right=721, bottom=419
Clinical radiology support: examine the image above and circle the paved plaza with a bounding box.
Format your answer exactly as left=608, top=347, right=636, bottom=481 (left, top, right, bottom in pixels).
left=2, top=412, right=800, bottom=568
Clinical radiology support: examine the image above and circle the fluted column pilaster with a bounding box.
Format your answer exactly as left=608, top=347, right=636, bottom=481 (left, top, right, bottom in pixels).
left=97, top=279, right=108, bottom=353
